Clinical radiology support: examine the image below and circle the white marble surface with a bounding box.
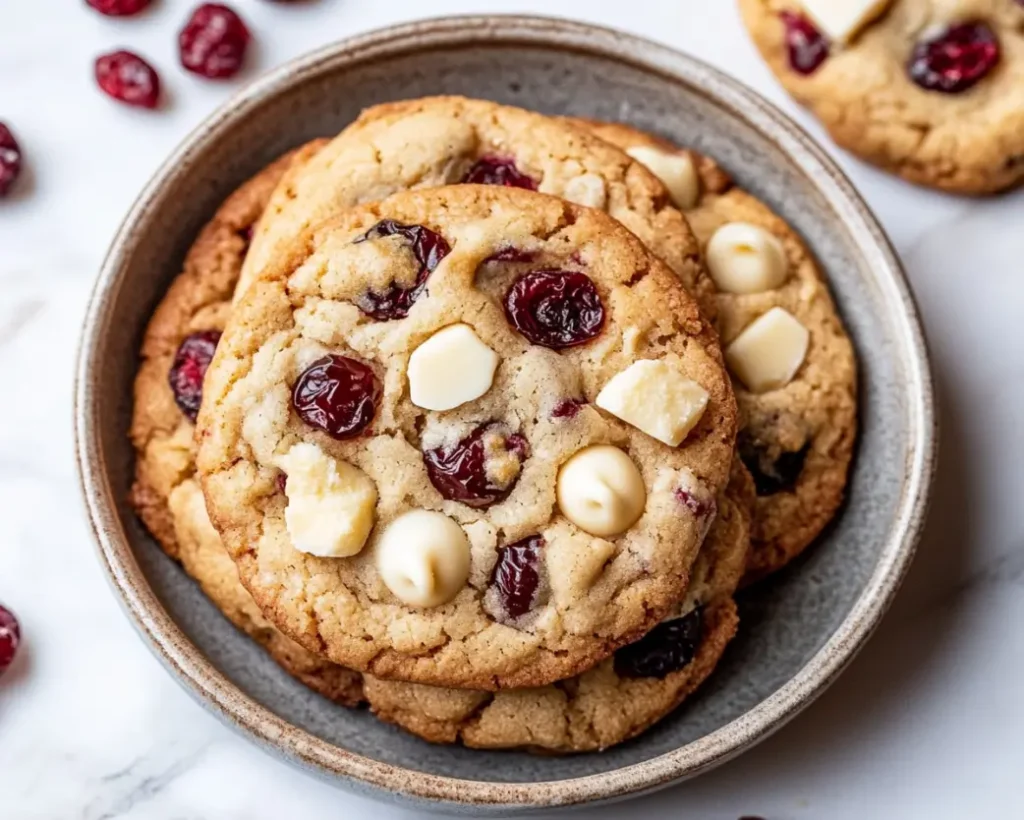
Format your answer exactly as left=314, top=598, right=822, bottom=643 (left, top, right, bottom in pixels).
left=1, top=0, right=1021, bottom=817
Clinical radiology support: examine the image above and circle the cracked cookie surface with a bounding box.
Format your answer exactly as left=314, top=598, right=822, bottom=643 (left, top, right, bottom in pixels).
left=196, top=185, right=737, bottom=690
left=738, top=0, right=1024, bottom=194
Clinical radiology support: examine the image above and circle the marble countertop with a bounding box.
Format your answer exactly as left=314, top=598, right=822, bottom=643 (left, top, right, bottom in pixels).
left=1, top=1, right=1021, bottom=817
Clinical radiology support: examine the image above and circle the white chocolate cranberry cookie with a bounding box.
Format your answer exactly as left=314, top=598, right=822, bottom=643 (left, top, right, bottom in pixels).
left=738, top=0, right=1024, bottom=194
left=129, top=144, right=363, bottom=704
left=580, top=121, right=857, bottom=583
left=238, top=95, right=717, bottom=320
left=196, top=185, right=738, bottom=690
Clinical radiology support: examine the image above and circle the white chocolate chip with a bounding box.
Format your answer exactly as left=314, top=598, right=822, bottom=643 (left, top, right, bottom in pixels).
left=706, top=222, right=789, bottom=294
left=375, top=510, right=471, bottom=607
left=626, top=145, right=700, bottom=210
left=276, top=443, right=377, bottom=558
left=557, top=445, right=647, bottom=537
left=563, top=173, right=608, bottom=209
left=800, top=0, right=892, bottom=43
left=595, top=359, right=709, bottom=447
left=726, top=307, right=810, bottom=393
left=407, top=324, right=499, bottom=411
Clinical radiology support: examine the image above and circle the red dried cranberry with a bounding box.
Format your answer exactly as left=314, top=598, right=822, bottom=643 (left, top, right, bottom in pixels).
left=463, top=156, right=537, bottom=189
left=780, top=11, right=829, bottom=75
left=504, top=270, right=605, bottom=350
left=485, top=246, right=537, bottom=263
left=424, top=424, right=527, bottom=508
left=276, top=473, right=287, bottom=494
left=908, top=22, right=999, bottom=94
left=614, top=608, right=703, bottom=678
left=86, top=0, right=151, bottom=15
left=739, top=436, right=810, bottom=496
left=169, top=331, right=221, bottom=422
left=0, top=124, right=22, bottom=198
left=354, top=220, right=451, bottom=321
left=675, top=489, right=716, bottom=519
left=490, top=536, right=544, bottom=619
left=0, top=605, right=20, bottom=675
left=292, top=355, right=381, bottom=440
left=95, top=50, right=161, bottom=109
left=551, top=398, right=585, bottom=419
left=179, top=4, right=251, bottom=80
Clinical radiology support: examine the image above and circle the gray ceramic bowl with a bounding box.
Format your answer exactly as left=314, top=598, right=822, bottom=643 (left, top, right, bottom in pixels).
left=74, top=14, right=936, bottom=814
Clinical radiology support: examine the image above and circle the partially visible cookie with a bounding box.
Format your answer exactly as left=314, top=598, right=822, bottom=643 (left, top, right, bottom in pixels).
left=129, top=142, right=362, bottom=705
left=738, top=0, right=1024, bottom=195
left=197, top=185, right=737, bottom=690
left=363, top=459, right=752, bottom=753
left=581, top=121, right=857, bottom=582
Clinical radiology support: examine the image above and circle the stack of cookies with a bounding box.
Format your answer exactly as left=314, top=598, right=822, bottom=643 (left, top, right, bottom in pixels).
left=130, top=97, right=857, bottom=752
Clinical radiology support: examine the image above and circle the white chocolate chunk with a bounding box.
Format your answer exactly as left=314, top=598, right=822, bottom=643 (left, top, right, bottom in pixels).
left=800, top=0, right=891, bottom=43
left=276, top=443, right=377, bottom=558
left=557, top=445, right=647, bottom=537
left=595, top=359, right=709, bottom=446
left=706, top=222, right=789, bottom=294
left=726, top=307, right=810, bottom=393
left=563, top=173, right=608, bottom=209
left=408, top=324, right=499, bottom=411
left=375, top=510, right=471, bottom=607
left=626, top=145, right=700, bottom=210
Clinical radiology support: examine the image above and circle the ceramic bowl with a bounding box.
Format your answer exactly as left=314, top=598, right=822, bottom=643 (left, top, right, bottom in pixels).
left=74, top=14, right=936, bottom=814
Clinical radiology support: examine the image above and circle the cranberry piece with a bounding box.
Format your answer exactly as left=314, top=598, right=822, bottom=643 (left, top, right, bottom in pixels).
left=551, top=398, right=585, bottom=419
left=354, top=220, right=452, bottom=321
left=292, top=354, right=381, bottom=440
left=0, top=124, right=22, bottom=198
left=908, top=22, right=1000, bottom=94
left=485, top=246, right=537, bottom=263
left=675, top=489, right=716, bottom=519
left=86, top=0, right=151, bottom=15
left=463, top=156, right=537, bottom=189
left=95, top=50, right=161, bottom=109
left=169, top=331, right=221, bottom=422
left=0, top=605, right=20, bottom=675
left=614, top=608, right=703, bottom=678
left=179, top=4, right=251, bottom=80
left=424, top=424, right=527, bottom=508
left=504, top=270, right=605, bottom=350
left=739, top=436, right=810, bottom=497
left=490, top=536, right=544, bottom=620
left=780, top=11, right=829, bottom=75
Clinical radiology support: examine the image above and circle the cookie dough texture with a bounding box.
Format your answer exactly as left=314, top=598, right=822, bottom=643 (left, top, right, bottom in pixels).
left=585, top=121, right=857, bottom=582
left=196, top=185, right=738, bottom=690
left=738, top=0, right=1024, bottom=194
left=129, top=144, right=363, bottom=705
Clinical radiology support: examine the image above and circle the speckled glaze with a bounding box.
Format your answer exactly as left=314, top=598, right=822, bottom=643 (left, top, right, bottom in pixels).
left=74, top=15, right=936, bottom=814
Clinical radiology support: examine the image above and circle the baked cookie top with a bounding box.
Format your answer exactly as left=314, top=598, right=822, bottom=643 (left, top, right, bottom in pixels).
left=363, top=459, right=752, bottom=752
left=238, top=95, right=716, bottom=320
left=196, top=185, right=737, bottom=690
left=583, top=121, right=857, bottom=582
left=738, top=0, right=1024, bottom=194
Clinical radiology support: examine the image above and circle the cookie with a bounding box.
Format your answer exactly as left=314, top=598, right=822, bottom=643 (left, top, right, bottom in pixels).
left=237, top=95, right=717, bottom=321
left=362, top=459, right=751, bottom=752
left=738, top=0, right=1024, bottom=195
left=196, top=185, right=738, bottom=690
left=129, top=142, right=362, bottom=705
left=580, top=121, right=857, bottom=582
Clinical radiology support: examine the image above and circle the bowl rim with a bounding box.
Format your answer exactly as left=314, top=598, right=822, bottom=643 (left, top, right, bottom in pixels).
left=74, top=13, right=937, bottom=811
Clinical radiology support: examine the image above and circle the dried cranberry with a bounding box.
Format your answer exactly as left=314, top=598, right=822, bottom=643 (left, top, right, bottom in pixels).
left=292, top=355, right=381, bottom=440
left=504, top=270, right=605, bottom=350
left=780, top=11, right=829, bottom=75
left=169, top=331, right=221, bottom=422
left=424, top=424, right=527, bottom=508
left=614, top=608, right=703, bottom=678
left=179, top=4, right=251, bottom=80
left=485, top=246, right=537, bottom=263
left=86, top=0, right=151, bottom=15
left=908, top=22, right=999, bottom=94
left=675, top=489, right=716, bottom=519
left=463, top=156, right=537, bottom=189
left=551, top=398, right=585, bottom=419
left=490, top=536, right=544, bottom=619
left=0, top=605, right=20, bottom=675
left=0, top=124, right=22, bottom=198
left=740, top=436, right=810, bottom=496
left=354, top=220, right=451, bottom=321
left=95, top=50, right=161, bottom=109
